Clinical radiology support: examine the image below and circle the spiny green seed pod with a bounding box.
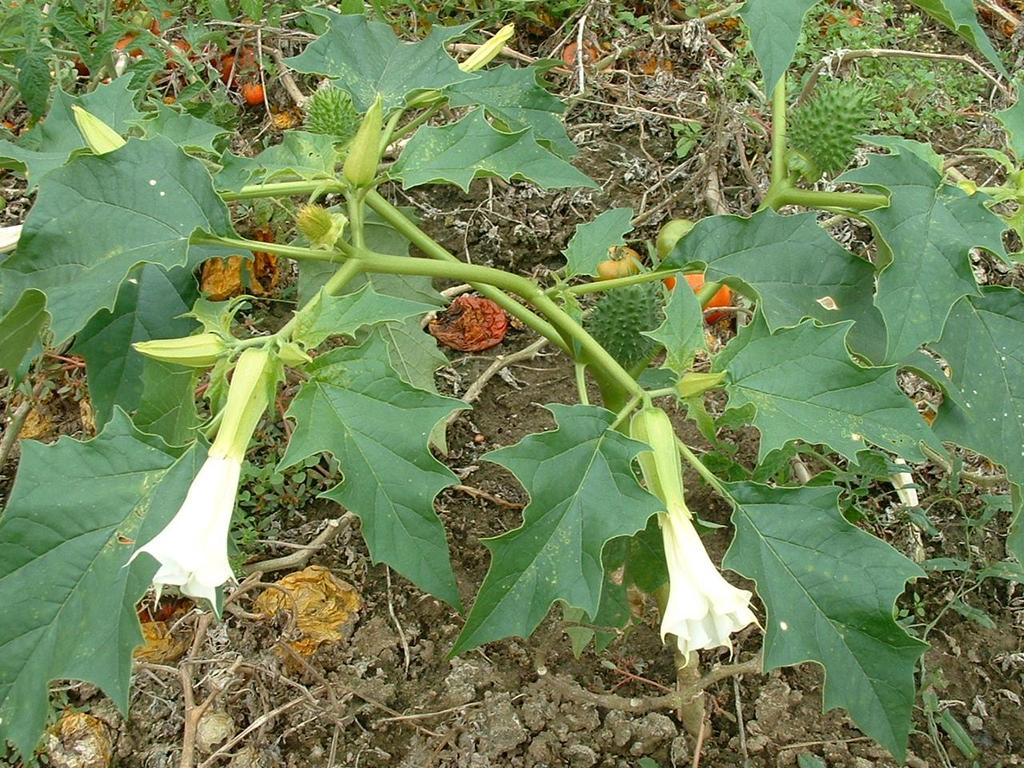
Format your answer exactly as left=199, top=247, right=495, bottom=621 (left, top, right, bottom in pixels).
left=788, top=81, right=875, bottom=176
left=585, top=283, right=662, bottom=369
left=134, top=333, right=230, bottom=368
left=296, top=204, right=346, bottom=249
left=305, top=86, right=359, bottom=143
left=343, top=94, right=384, bottom=188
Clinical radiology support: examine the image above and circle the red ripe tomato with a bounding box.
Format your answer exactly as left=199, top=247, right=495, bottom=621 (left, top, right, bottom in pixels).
left=241, top=81, right=265, bottom=107
left=684, top=273, right=732, bottom=323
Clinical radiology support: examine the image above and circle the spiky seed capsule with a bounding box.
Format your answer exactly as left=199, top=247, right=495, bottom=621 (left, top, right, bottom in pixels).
left=788, top=81, right=875, bottom=176
left=305, top=86, right=359, bottom=144
left=585, top=284, right=663, bottom=369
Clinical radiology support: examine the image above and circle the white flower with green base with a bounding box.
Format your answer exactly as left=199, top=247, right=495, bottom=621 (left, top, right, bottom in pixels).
left=631, top=406, right=757, bottom=657
left=132, top=347, right=278, bottom=605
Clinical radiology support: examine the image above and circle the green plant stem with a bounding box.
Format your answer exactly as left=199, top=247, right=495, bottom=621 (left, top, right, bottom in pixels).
left=344, top=245, right=644, bottom=398
left=190, top=233, right=339, bottom=261
left=574, top=363, right=590, bottom=406
left=557, top=270, right=671, bottom=296
left=221, top=179, right=347, bottom=202
left=363, top=189, right=570, bottom=351
left=676, top=439, right=731, bottom=501
left=610, top=394, right=643, bottom=431
left=770, top=79, right=787, bottom=186
left=765, top=184, right=889, bottom=212
left=347, top=191, right=366, bottom=250
left=390, top=103, right=443, bottom=145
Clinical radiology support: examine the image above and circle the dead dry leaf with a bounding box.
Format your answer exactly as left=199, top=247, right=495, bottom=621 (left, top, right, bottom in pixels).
left=254, top=565, right=361, bottom=657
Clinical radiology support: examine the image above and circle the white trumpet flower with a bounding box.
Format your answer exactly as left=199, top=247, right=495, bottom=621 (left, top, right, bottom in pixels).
left=136, top=454, right=241, bottom=605
left=0, top=225, right=22, bottom=253
left=133, top=347, right=278, bottom=606
left=658, top=503, right=758, bottom=657
left=630, top=406, right=756, bottom=658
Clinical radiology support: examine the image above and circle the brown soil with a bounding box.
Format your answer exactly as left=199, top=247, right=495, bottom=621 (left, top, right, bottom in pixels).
left=3, top=2, right=1024, bottom=768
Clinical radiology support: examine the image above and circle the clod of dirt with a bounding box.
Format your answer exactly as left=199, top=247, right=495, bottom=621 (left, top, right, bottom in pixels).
left=45, top=711, right=113, bottom=768
left=254, top=565, right=361, bottom=657
left=460, top=692, right=529, bottom=758
left=428, top=294, right=510, bottom=352
left=443, top=656, right=496, bottom=705
left=628, top=712, right=677, bottom=756
left=195, top=710, right=234, bottom=753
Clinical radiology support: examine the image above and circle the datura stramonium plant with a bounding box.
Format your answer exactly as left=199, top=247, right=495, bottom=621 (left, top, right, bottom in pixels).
left=630, top=406, right=757, bottom=657
left=130, top=346, right=278, bottom=605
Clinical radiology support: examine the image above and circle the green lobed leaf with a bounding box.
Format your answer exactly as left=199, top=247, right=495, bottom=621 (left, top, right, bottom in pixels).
left=840, top=145, right=1007, bottom=362
left=996, top=95, right=1024, bottom=160
left=714, top=314, right=939, bottom=462
left=642, top=282, right=705, bottom=374
left=0, top=136, right=234, bottom=344
left=930, top=287, right=1024, bottom=491
left=0, top=290, right=46, bottom=377
left=661, top=209, right=886, bottom=361
left=723, top=482, right=927, bottom=760
left=16, top=47, right=51, bottom=118
left=293, top=284, right=438, bottom=348
left=391, top=109, right=596, bottom=192
left=739, top=0, right=821, bottom=93
left=447, top=64, right=577, bottom=159
left=285, top=10, right=474, bottom=112
left=451, top=404, right=662, bottom=654
left=72, top=264, right=199, bottom=443
left=908, top=0, right=1006, bottom=75
left=0, top=411, right=203, bottom=760
left=0, top=79, right=141, bottom=185
left=562, top=207, right=634, bottom=277
left=279, top=336, right=466, bottom=606
left=215, top=131, right=339, bottom=192
left=139, top=104, right=230, bottom=155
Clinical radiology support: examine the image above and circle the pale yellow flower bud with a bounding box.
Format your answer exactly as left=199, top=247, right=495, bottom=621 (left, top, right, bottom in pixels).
left=133, top=333, right=230, bottom=368
left=343, top=95, right=384, bottom=188
left=71, top=106, right=126, bottom=155
left=459, top=23, right=515, bottom=72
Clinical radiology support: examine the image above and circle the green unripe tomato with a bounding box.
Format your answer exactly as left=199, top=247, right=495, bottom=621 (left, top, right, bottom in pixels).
left=656, top=218, right=695, bottom=259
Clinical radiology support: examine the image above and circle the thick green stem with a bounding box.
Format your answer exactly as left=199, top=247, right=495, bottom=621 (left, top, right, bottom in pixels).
left=766, top=185, right=889, bottom=212
left=363, top=190, right=571, bottom=352
left=190, top=233, right=341, bottom=262
left=558, top=270, right=671, bottom=296
left=347, top=191, right=366, bottom=250
left=346, top=247, right=644, bottom=398
left=770, top=80, right=788, bottom=186
left=221, top=179, right=346, bottom=202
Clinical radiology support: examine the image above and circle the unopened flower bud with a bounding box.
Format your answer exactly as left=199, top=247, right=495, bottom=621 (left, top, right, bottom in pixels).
left=134, top=332, right=230, bottom=368
left=296, top=204, right=346, bottom=249
left=276, top=340, right=311, bottom=367
left=343, top=95, right=383, bottom=188
left=460, top=24, right=515, bottom=72
left=72, top=106, right=126, bottom=155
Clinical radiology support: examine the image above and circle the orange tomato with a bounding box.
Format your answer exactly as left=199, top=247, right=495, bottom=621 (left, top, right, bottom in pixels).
left=241, top=81, right=265, bottom=106
left=663, top=275, right=677, bottom=290
left=218, top=46, right=257, bottom=86
left=596, top=246, right=643, bottom=280
left=684, top=273, right=732, bottom=323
